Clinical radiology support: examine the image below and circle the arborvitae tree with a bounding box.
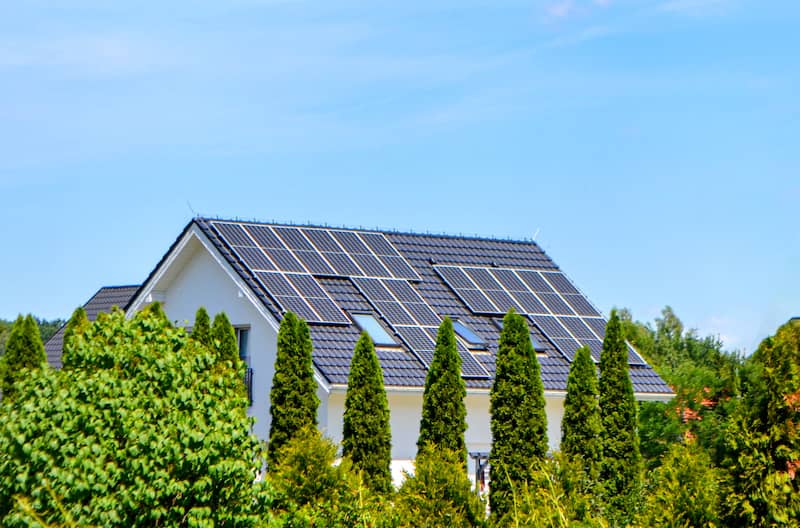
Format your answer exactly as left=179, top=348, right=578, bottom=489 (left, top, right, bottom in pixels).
left=562, top=345, right=602, bottom=490
left=417, top=317, right=468, bottom=462
left=599, top=309, right=641, bottom=525
left=721, top=318, right=800, bottom=526
left=212, top=312, right=239, bottom=365
left=61, top=307, right=89, bottom=368
left=0, top=315, right=46, bottom=400
left=192, top=307, right=212, bottom=348
left=342, top=332, right=392, bottom=494
left=489, top=309, right=548, bottom=521
left=268, top=312, right=319, bottom=469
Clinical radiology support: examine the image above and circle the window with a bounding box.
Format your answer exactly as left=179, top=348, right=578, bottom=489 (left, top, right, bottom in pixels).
left=493, top=318, right=547, bottom=353
left=352, top=314, right=397, bottom=346
left=452, top=319, right=486, bottom=349
left=236, top=327, right=250, bottom=364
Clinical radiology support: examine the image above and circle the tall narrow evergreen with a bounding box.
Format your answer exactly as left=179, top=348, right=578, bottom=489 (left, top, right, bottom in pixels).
left=598, top=310, right=641, bottom=525
left=212, top=312, right=239, bottom=365
left=562, top=345, right=602, bottom=492
left=61, top=307, right=89, bottom=368
left=267, top=312, right=319, bottom=469
left=417, top=317, right=467, bottom=462
left=0, top=315, right=46, bottom=400
left=192, top=307, right=212, bottom=348
left=342, top=332, right=392, bottom=494
left=489, top=309, right=548, bottom=521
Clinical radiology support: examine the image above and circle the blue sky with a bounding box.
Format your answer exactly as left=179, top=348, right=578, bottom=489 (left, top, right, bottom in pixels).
left=1, top=0, right=797, bottom=353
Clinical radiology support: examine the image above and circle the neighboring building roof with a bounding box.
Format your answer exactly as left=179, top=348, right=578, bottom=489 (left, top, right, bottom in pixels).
left=45, top=285, right=140, bottom=368
left=193, top=218, right=672, bottom=394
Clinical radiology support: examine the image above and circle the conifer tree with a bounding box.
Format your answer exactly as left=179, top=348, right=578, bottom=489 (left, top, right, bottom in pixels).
left=212, top=312, right=239, bottom=365
left=489, top=309, right=548, bottom=521
left=561, top=345, right=602, bottom=506
left=0, top=315, right=46, bottom=400
left=61, top=307, right=89, bottom=368
left=417, top=317, right=468, bottom=462
left=192, top=307, right=212, bottom=348
left=342, top=332, right=392, bottom=494
left=268, top=312, right=319, bottom=469
left=599, top=310, right=641, bottom=525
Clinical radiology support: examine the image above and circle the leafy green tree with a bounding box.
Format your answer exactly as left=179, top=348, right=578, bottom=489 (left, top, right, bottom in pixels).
left=417, top=317, right=467, bottom=462
left=343, top=332, right=393, bottom=494
left=212, top=311, right=239, bottom=365
left=0, top=305, right=264, bottom=527
left=636, top=443, right=719, bottom=528
left=268, top=311, right=320, bottom=469
left=489, top=309, right=548, bottom=521
left=192, top=306, right=212, bottom=348
left=396, top=447, right=486, bottom=528
left=721, top=319, right=800, bottom=527
left=561, top=345, right=602, bottom=506
left=61, top=307, right=89, bottom=368
left=0, top=315, right=46, bottom=400
left=598, top=310, right=641, bottom=525
left=267, top=425, right=393, bottom=527
left=36, top=317, right=65, bottom=345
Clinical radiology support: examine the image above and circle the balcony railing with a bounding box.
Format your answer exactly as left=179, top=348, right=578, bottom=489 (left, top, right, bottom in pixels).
left=244, top=367, right=254, bottom=406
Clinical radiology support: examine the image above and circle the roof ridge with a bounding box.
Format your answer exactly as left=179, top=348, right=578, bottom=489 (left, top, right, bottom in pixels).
left=97, top=284, right=141, bottom=290
left=196, top=216, right=542, bottom=247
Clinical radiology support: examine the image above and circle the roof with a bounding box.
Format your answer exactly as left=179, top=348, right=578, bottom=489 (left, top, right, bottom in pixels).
left=45, top=285, right=140, bottom=368
left=194, top=217, right=672, bottom=394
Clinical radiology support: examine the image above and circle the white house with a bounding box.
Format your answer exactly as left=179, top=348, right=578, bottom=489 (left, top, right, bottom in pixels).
left=46, top=217, right=672, bottom=483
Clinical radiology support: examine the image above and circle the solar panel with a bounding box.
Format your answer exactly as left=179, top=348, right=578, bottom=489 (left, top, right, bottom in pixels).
left=212, top=222, right=255, bottom=247
left=583, top=317, right=607, bottom=339
left=359, top=232, right=398, bottom=256
left=374, top=301, right=416, bottom=325
left=273, top=227, right=314, bottom=251
left=255, top=271, right=348, bottom=324
left=537, top=293, right=576, bottom=316
left=530, top=315, right=571, bottom=338
left=628, top=344, right=647, bottom=366
left=321, top=252, right=363, bottom=276
left=351, top=277, right=394, bottom=302
left=301, top=228, right=342, bottom=252
left=436, top=266, right=475, bottom=289
left=563, top=294, right=601, bottom=317
left=395, top=326, right=436, bottom=353
left=422, top=327, right=490, bottom=379
left=350, top=253, right=391, bottom=277
left=558, top=316, right=596, bottom=340
left=583, top=339, right=604, bottom=362
left=465, top=268, right=501, bottom=291
left=516, top=270, right=554, bottom=293
left=458, top=289, right=498, bottom=313
left=511, top=291, right=548, bottom=314
left=490, top=268, right=528, bottom=292
left=483, top=289, right=524, bottom=314
left=332, top=230, right=369, bottom=254
left=380, top=256, right=420, bottom=281
left=232, top=246, right=276, bottom=271
left=293, top=250, right=336, bottom=276
left=551, top=337, right=582, bottom=361
left=245, top=225, right=285, bottom=249
left=541, top=272, right=580, bottom=295
left=263, top=248, right=306, bottom=273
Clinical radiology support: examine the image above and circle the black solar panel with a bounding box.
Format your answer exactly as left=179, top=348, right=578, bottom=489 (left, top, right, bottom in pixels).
left=245, top=225, right=285, bottom=249
left=458, top=289, right=498, bottom=313
left=383, top=280, right=421, bottom=303
left=352, top=277, right=394, bottom=301
left=395, top=326, right=435, bottom=351
left=232, top=246, right=275, bottom=271
left=350, top=253, right=390, bottom=277
left=436, top=266, right=475, bottom=289
left=322, top=252, right=363, bottom=276
left=287, top=273, right=327, bottom=298
left=517, top=270, right=554, bottom=293
left=491, top=268, right=528, bottom=292
left=512, top=291, right=548, bottom=314
left=302, top=228, right=342, bottom=252
left=380, top=256, right=420, bottom=281
left=559, top=316, right=596, bottom=339
left=551, top=337, right=582, bottom=362
left=273, top=227, right=315, bottom=251
left=583, top=317, right=607, bottom=338
left=465, top=268, right=502, bottom=290
left=359, top=232, right=398, bottom=256
left=530, top=315, right=571, bottom=338
left=375, top=301, right=416, bottom=325
left=294, top=250, right=336, bottom=276
left=563, top=294, right=600, bottom=317
left=484, top=289, right=524, bottom=314
left=537, top=293, right=576, bottom=316
left=263, top=248, right=306, bottom=273
left=332, top=230, right=370, bottom=254
left=628, top=344, right=647, bottom=366
left=256, top=272, right=295, bottom=296
left=405, top=302, right=441, bottom=326
left=583, top=339, right=604, bottom=362
left=277, top=295, right=319, bottom=323
left=212, top=222, right=255, bottom=247
left=541, top=272, right=580, bottom=295
left=255, top=271, right=348, bottom=324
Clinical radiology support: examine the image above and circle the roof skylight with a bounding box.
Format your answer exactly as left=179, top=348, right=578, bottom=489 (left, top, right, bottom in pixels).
left=352, top=313, right=398, bottom=347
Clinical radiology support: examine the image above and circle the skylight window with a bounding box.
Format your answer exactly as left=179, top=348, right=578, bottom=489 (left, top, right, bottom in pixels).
left=452, top=320, right=486, bottom=349
left=352, top=313, right=397, bottom=347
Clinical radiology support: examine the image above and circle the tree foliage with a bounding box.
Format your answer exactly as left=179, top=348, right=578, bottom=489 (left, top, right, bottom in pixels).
left=561, top=345, right=602, bottom=508
left=212, top=311, right=239, bottom=367
left=0, top=314, right=46, bottom=400
left=417, top=317, right=467, bottom=462
left=61, top=307, right=90, bottom=368
left=396, top=447, right=486, bottom=528
left=343, top=332, right=393, bottom=495
left=598, top=310, right=641, bottom=525
left=720, top=318, right=800, bottom=526
left=268, top=311, right=320, bottom=469
left=192, top=306, right=212, bottom=348
left=0, top=304, right=264, bottom=527
left=489, top=309, right=548, bottom=521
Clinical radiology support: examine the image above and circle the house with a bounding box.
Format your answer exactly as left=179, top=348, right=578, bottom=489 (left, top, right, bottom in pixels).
left=47, top=217, right=672, bottom=482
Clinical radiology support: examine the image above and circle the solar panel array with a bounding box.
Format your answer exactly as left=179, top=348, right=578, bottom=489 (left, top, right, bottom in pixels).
left=436, top=265, right=645, bottom=365
left=210, top=221, right=421, bottom=280
left=352, top=277, right=491, bottom=379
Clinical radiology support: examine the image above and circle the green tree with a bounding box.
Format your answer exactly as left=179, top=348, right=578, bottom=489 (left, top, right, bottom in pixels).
left=489, top=309, right=548, bottom=522
left=61, top=307, right=89, bottom=368
left=212, top=311, right=239, bottom=365
left=192, top=306, right=212, bottom=348
left=721, top=319, right=800, bottom=527
left=0, top=305, right=264, bottom=527
left=343, top=332, right=393, bottom=494
left=598, top=310, right=641, bottom=525
left=268, top=311, right=319, bottom=469
left=561, top=345, right=602, bottom=507
left=396, top=447, right=486, bottom=528
left=0, top=315, right=46, bottom=400
left=417, top=317, right=467, bottom=462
